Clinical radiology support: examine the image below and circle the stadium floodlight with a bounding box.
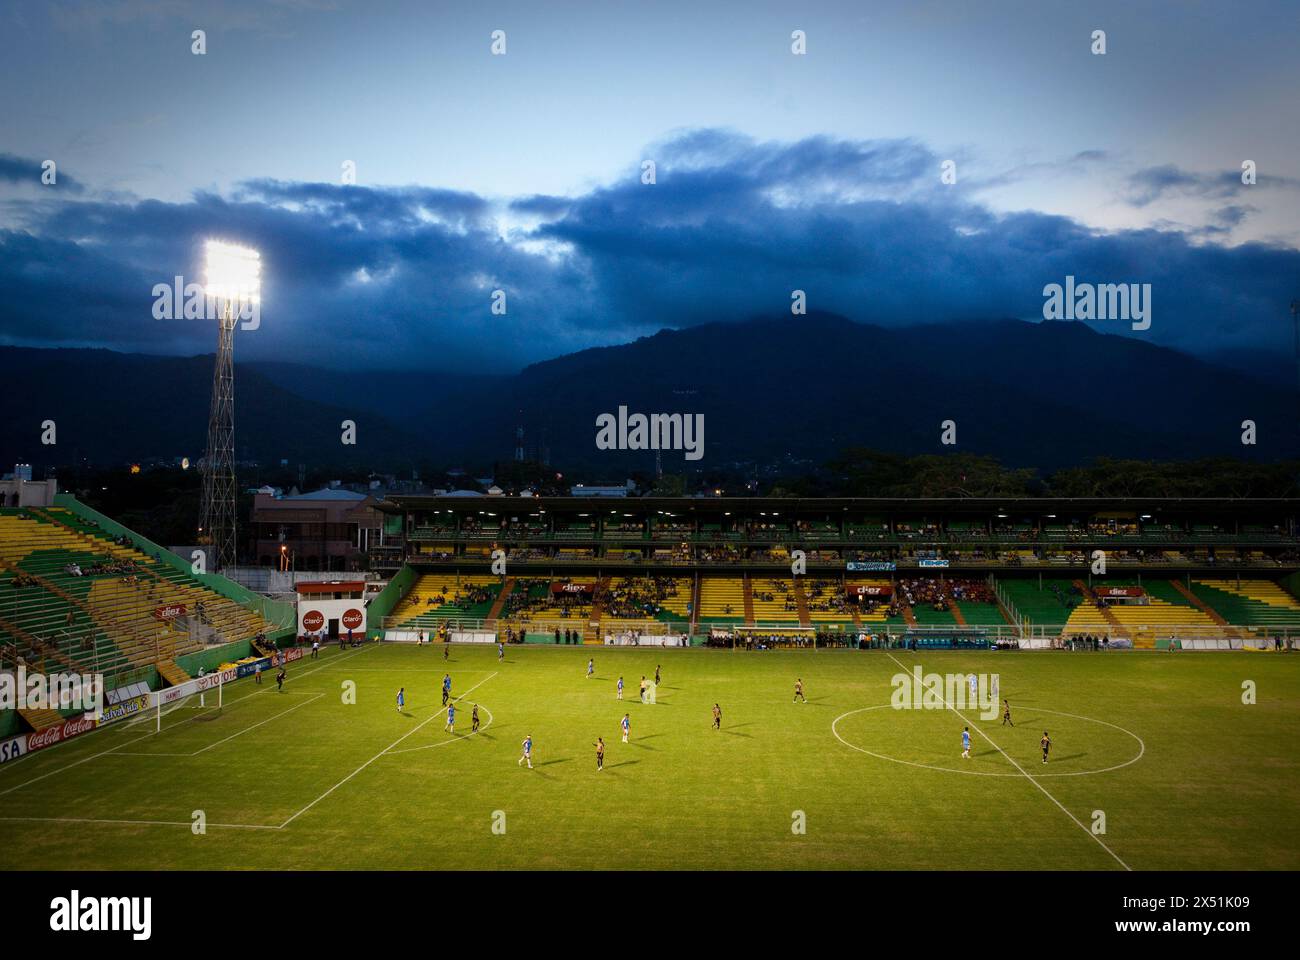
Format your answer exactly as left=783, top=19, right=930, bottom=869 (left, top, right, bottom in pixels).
left=204, top=240, right=262, bottom=305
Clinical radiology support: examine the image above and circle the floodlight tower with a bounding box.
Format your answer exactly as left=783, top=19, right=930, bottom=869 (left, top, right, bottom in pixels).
left=199, top=240, right=261, bottom=570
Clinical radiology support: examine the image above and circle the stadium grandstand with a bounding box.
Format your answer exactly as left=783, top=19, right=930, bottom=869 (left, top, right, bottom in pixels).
left=367, top=495, right=1300, bottom=650
left=0, top=496, right=294, bottom=738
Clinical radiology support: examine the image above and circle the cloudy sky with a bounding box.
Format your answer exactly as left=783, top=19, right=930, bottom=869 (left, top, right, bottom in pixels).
left=1, top=0, right=1298, bottom=372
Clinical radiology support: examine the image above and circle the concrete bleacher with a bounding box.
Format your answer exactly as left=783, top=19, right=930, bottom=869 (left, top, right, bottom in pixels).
left=1192, top=579, right=1300, bottom=628
left=389, top=574, right=502, bottom=629
left=696, top=576, right=746, bottom=623
left=0, top=507, right=275, bottom=679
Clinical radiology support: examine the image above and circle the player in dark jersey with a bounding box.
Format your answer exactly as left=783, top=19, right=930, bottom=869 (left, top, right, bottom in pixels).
left=712, top=703, right=722, bottom=730
left=1040, top=731, right=1051, bottom=764
left=275, top=667, right=286, bottom=692
left=1002, top=699, right=1013, bottom=726
left=654, top=664, right=661, bottom=685
left=594, top=736, right=605, bottom=771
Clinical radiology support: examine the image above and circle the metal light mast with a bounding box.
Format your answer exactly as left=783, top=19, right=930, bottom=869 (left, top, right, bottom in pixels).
left=198, top=241, right=261, bottom=571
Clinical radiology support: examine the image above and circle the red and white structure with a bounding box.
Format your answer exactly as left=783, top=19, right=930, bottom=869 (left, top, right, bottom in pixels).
left=296, top=580, right=368, bottom=639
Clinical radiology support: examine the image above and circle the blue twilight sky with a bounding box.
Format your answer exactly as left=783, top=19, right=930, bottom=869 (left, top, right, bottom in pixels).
left=1, top=0, right=1298, bottom=371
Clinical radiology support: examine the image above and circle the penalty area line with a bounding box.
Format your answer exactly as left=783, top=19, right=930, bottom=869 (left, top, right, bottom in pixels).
left=884, top=652, right=1132, bottom=872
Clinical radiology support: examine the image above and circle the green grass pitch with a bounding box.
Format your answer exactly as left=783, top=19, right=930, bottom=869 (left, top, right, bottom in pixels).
left=1, top=643, right=1298, bottom=870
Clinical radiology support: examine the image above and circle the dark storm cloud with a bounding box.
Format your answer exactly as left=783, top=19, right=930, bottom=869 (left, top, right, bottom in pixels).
left=1125, top=163, right=1300, bottom=207
left=1, top=131, right=1297, bottom=369
left=0, top=152, right=85, bottom=194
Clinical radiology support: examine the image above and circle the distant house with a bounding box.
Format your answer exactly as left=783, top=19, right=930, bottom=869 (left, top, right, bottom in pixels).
left=249, top=487, right=387, bottom=572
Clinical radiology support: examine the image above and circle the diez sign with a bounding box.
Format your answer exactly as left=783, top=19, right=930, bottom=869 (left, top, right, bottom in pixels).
left=850, top=585, right=892, bottom=598
left=302, top=610, right=325, bottom=631
left=154, top=603, right=186, bottom=621
left=552, top=582, right=595, bottom=595
left=341, top=608, right=364, bottom=630
left=1095, top=586, right=1145, bottom=598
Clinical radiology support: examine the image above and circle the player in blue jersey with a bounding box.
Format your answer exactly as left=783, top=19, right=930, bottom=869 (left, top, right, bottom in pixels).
left=396, top=687, right=405, bottom=712
left=617, top=676, right=624, bottom=700
left=961, top=725, right=971, bottom=759
left=518, top=734, right=533, bottom=769
left=445, top=702, right=456, bottom=734
left=621, top=713, right=630, bottom=743
left=498, top=641, right=504, bottom=662
left=586, top=657, right=594, bottom=679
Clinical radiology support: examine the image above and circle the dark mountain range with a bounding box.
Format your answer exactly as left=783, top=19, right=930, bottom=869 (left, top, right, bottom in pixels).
left=2, top=315, right=1297, bottom=473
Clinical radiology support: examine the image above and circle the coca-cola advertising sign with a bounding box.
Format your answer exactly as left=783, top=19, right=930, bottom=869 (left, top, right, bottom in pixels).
left=341, top=608, right=364, bottom=630
left=302, top=610, right=325, bottom=631
left=154, top=603, right=186, bottom=621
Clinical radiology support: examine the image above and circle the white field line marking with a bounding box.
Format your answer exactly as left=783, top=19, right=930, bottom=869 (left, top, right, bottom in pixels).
left=831, top=705, right=1145, bottom=778
left=277, top=671, right=498, bottom=829
left=0, top=644, right=375, bottom=795
left=386, top=703, right=495, bottom=754
left=0, top=815, right=279, bottom=830
left=106, top=693, right=326, bottom=758
left=885, top=652, right=1132, bottom=871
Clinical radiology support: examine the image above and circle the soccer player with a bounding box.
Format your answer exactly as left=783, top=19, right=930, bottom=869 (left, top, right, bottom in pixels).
left=712, top=703, right=722, bottom=730
left=418, top=629, right=424, bottom=646
left=654, top=664, right=661, bottom=685
left=1002, top=699, right=1013, bottom=726
left=471, top=703, right=480, bottom=733
left=441, top=674, right=451, bottom=706
left=594, top=736, right=605, bottom=771
left=497, top=641, right=505, bottom=662
left=1041, top=731, right=1052, bottom=764
left=968, top=674, right=978, bottom=701
left=276, top=667, right=286, bottom=692
left=445, top=702, right=456, bottom=734
left=621, top=713, right=630, bottom=743
left=961, top=725, right=971, bottom=759
left=254, top=662, right=263, bottom=685
left=587, top=658, right=594, bottom=679
left=640, top=676, right=648, bottom=702
left=617, top=676, right=624, bottom=700
left=519, top=734, right=533, bottom=769
left=794, top=678, right=807, bottom=703
left=396, top=687, right=405, bottom=712
left=311, top=636, right=320, bottom=660
left=444, top=636, right=450, bottom=660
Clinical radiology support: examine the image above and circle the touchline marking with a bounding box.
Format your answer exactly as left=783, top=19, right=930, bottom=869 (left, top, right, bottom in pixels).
left=884, top=652, right=1132, bottom=872
left=277, top=671, right=498, bottom=829
left=0, top=643, right=374, bottom=795
left=0, top=815, right=279, bottom=831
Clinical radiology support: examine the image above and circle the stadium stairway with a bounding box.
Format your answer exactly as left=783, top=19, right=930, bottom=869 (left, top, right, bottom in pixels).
left=690, top=574, right=701, bottom=633
left=156, top=660, right=191, bottom=687
left=19, top=706, right=66, bottom=732
left=901, top=604, right=918, bottom=628
left=485, top=577, right=515, bottom=626
left=1168, top=580, right=1229, bottom=626
left=948, top=602, right=968, bottom=627
left=742, top=575, right=756, bottom=626
left=583, top=577, right=611, bottom=643
left=1070, top=580, right=1139, bottom=645
left=791, top=579, right=813, bottom=628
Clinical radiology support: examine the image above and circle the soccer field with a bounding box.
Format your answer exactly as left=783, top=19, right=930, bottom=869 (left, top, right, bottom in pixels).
left=2, top=643, right=1298, bottom=871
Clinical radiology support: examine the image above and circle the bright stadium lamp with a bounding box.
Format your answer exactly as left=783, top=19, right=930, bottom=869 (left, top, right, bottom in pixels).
left=204, top=239, right=262, bottom=305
